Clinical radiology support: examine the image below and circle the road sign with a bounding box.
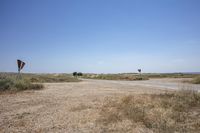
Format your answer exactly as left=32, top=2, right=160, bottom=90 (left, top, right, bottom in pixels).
left=17, top=59, right=25, bottom=73
left=138, top=69, right=141, bottom=73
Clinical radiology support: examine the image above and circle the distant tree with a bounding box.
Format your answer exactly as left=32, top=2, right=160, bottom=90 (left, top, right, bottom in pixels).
left=77, top=72, right=83, bottom=76
left=73, top=72, right=78, bottom=77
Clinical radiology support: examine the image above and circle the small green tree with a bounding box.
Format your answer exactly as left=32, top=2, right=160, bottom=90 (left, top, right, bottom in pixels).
left=73, top=72, right=78, bottom=77
left=77, top=72, right=83, bottom=76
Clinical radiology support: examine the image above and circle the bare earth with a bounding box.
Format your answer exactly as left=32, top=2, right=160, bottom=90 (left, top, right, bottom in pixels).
left=1, top=78, right=200, bottom=133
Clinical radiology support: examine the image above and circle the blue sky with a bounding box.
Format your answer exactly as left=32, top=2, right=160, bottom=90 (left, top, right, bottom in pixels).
left=0, top=0, right=200, bottom=73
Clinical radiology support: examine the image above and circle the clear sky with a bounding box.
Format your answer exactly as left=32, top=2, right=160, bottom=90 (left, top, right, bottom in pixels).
left=0, top=0, right=200, bottom=73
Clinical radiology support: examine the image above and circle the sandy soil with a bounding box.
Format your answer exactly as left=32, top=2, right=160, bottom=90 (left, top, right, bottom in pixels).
left=0, top=78, right=200, bottom=133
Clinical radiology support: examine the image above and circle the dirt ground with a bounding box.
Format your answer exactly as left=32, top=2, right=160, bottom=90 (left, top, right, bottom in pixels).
left=0, top=78, right=200, bottom=133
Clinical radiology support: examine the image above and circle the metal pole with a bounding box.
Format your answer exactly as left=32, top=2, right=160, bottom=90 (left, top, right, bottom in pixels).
left=17, top=69, right=20, bottom=79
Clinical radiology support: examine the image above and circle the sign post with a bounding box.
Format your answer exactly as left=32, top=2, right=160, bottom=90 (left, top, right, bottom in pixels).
left=138, top=69, right=142, bottom=79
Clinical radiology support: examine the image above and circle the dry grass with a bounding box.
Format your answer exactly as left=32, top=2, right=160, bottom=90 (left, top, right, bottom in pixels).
left=145, top=73, right=199, bottom=79
left=70, top=104, right=92, bottom=112
left=0, top=72, right=80, bottom=83
left=0, top=77, right=43, bottom=92
left=0, top=73, right=80, bottom=92
left=191, top=76, right=200, bottom=84
left=83, top=74, right=149, bottom=81
left=82, top=73, right=200, bottom=81
left=97, top=90, right=200, bottom=133
left=28, top=74, right=80, bottom=83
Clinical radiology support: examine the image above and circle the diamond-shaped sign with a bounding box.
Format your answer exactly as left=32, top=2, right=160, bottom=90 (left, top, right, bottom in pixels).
left=17, top=59, right=25, bottom=72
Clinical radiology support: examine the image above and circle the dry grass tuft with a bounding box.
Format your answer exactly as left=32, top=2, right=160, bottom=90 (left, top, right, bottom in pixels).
left=70, top=104, right=91, bottom=112
left=97, top=90, right=200, bottom=133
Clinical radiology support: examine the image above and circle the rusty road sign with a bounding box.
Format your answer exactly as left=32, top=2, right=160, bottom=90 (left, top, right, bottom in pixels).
left=17, top=59, right=25, bottom=73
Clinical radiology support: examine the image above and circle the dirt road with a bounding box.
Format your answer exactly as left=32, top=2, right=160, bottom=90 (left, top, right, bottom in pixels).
left=1, top=78, right=200, bottom=132
left=83, top=78, right=200, bottom=91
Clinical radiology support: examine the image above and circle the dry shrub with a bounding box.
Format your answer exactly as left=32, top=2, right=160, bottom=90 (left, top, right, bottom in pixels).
left=97, top=90, right=200, bottom=133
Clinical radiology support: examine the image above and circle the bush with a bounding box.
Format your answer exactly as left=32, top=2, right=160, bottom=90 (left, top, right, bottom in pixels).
left=0, top=78, right=14, bottom=91
left=73, top=72, right=78, bottom=77
left=77, top=72, right=83, bottom=76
